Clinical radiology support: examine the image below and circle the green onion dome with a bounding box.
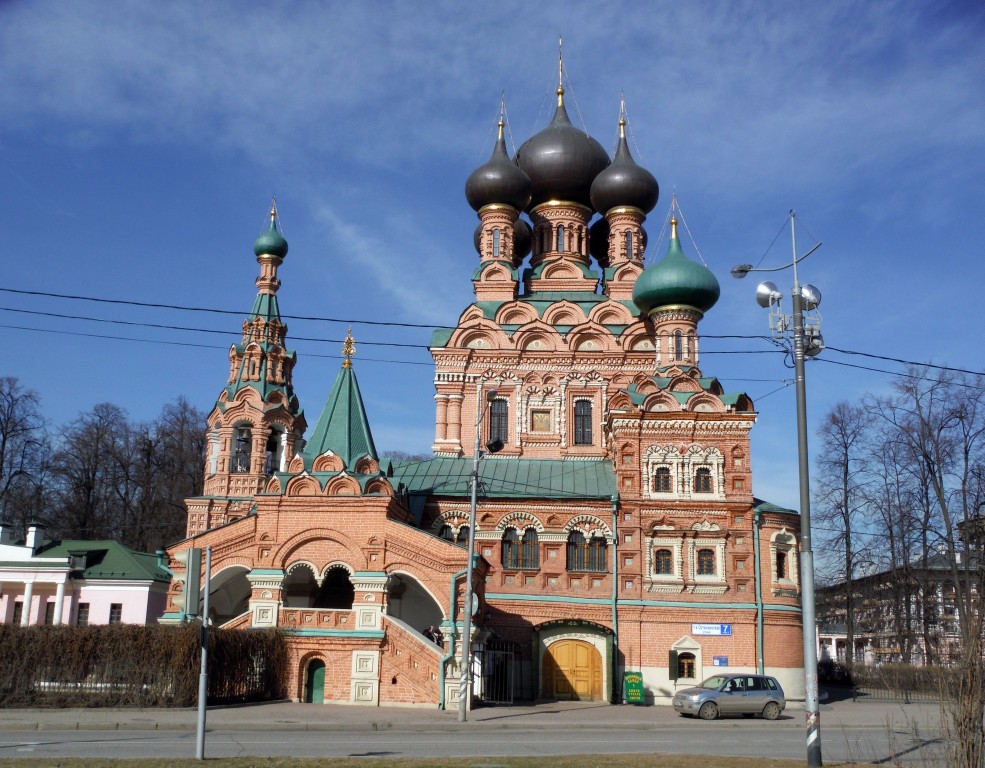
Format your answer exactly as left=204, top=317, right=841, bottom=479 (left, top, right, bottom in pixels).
left=515, top=86, right=610, bottom=211
left=633, top=218, right=719, bottom=314
left=253, top=206, right=288, bottom=259
left=590, top=116, right=659, bottom=215
left=465, top=118, right=532, bottom=212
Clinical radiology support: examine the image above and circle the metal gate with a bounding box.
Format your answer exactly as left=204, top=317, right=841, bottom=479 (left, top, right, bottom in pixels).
left=480, top=638, right=517, bottom=705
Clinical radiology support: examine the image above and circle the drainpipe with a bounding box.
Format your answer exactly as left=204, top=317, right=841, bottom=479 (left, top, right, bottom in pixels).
left=753, top=507, right=765, bottom=675
left=610, top=495, right=619, bottom=703
left=439, top=568, right=467, bottom=710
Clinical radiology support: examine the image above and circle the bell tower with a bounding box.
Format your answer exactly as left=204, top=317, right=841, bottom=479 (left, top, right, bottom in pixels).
left=188, top=202, right=306, bottom=534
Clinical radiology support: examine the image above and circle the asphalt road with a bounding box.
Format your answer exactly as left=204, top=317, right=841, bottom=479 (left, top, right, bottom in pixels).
left=0, top=718, right=949, bottom=765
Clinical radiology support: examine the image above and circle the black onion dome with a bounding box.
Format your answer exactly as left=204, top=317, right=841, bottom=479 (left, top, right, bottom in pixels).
left=515, top=86, right=610, bottom=211
left=513, top=217, right=532, bottom=263
left=589, top=217, right=610, bottom=267
left=465, top=119, right=532, bottom=212
left=590, top=117, right=659, bottom=215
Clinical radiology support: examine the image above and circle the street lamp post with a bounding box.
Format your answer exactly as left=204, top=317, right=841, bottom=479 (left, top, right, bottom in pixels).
left=733, top=210, right=824, bottom=767
left=458, top=385, right=501, bottom=722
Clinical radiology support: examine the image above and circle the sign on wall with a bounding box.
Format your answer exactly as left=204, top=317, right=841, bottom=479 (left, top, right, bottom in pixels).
left=691, top=623, right=732, bottom=636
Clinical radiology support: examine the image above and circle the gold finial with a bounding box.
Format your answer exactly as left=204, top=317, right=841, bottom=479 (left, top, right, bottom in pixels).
left=269, top=195, right=278, bottom=222
left=670, top=216, right=678, bottom=239
left=341, top=326, right=355, bottom=368
left=498, top=94, right=505, bottom=140
left=618, top=93, right=627, bottom=137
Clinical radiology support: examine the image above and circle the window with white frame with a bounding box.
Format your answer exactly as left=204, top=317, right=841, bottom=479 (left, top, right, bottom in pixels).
left=684, top=446, right=725, bottom=501
left=687, top=533, right=727, bottom=594
left=646, top=534, right=685, bottom=592
left=644, top=445, right=684, bottom=500
left=771, top=529, right=799, bottom=592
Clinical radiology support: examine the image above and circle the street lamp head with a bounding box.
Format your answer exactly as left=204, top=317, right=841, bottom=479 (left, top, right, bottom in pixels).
left=485, top=388, right=498, bottom=402
left=805, top=333, right=825, bottom=358
left=731, top=264, right=753, bottom=279
left=755, top=281, right=782, bottom=308
left=801, top=284, right=821, bottom=311
left=485, top=438, right=504, bottom=454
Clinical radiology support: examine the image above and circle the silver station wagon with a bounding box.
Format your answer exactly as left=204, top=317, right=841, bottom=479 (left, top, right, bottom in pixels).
left=672, top=674, right=786, bottom=720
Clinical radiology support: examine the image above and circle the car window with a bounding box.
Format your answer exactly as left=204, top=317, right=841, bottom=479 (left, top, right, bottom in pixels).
left=766, top=678, right=778, bottom=691
left=747, top=677, right=764, bottom=691
left=725, top=678, right=743, bottom=692
left=700, top=676, right=727, bottom=689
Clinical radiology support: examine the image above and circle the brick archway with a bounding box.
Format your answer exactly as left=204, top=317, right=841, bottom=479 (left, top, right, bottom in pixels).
left=543, top=639, right=603, bottom=701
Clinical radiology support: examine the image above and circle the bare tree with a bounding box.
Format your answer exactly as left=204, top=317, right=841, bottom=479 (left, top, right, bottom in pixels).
left=49, top=403, right=131, bottom=540
left=0, top=377, right=51, bottom=531
left=869, top=366, right=985, bottom=768
left=814, top=400, right=872, bottom=666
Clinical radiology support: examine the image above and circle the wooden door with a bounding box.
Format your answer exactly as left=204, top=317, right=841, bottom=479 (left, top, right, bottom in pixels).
left=543, top=639, right=602, bottom=701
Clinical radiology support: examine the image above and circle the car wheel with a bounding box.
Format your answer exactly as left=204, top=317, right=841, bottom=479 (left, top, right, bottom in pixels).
left=762, top=701, right=781, bottom=720
left=698, top=701, right=719, bottom=721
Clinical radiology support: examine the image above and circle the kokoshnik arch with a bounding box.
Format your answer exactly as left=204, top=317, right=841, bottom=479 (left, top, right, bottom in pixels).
left=163, top=75, right=806, bottom=709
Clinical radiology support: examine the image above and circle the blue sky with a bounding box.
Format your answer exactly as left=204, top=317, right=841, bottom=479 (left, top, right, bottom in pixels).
left=1, top=1, right=983, bottom=512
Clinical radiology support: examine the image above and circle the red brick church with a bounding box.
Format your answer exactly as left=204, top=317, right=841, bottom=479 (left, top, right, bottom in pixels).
left=164, top=76, right=805, bottom=709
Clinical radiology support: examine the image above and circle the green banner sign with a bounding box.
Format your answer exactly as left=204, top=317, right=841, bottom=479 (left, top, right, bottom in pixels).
left=623, top=671, right=644, bottom=705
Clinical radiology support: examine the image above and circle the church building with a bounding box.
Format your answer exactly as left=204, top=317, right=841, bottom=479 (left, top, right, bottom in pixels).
left=164, top=77, right=805, bottom=709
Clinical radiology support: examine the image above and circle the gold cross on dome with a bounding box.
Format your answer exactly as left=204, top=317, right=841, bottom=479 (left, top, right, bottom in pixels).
left=342, top=327, right=356, bottom=368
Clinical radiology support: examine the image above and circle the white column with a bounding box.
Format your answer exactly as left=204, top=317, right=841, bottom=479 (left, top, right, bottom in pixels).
left=21, top=581, right=34, bottom=626
left=53, top=580, right=66, bottom=625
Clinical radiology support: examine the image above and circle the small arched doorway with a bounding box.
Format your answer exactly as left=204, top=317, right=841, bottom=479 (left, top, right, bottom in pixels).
left=543, top=639, right=602, bottom=701
left=304, top=659, right=325, bottom=704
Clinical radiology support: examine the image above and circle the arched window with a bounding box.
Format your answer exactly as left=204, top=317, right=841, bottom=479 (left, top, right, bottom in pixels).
left=588, top=535, right=607, bottom=572
left=574, top=400, right=593, bottom=445
left=439, top=525, right=455, bottom=543
left=625, top=230, right=633, bottom=258
left=556, top=226, right=565, bottom=251
left=697, top=548, right=716, bottom=576
left=492, top=228, right=501, bottom=257
left=776, top=550, right=787, bottom=580
left=678, top=651, right=696, bottom=679
left=654, top=466, right=672, bottom=492
left=567, top=531, right=587, bottom=571
left=655, top=548, right=673, bottom=575
left=315, top=566, right=355, bottom=610
left=489, top=399, right=509, bottom=444
left=456, top=525, right=469, bottom=548
left=674, top=330, right=683, bottom=360
left=693, top=467, right=713, bottom=493
left=502, top=529, right=519, bottom=569
left=232, top=426, right=252, bottom=474
left=521, top=529, right=539, bottom=569
left=264, top=430, right=282, bottom=476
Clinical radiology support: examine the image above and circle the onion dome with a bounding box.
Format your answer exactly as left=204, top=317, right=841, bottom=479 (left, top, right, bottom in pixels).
left=254, top=204, right=288, bottom=259
left=633, top=218, right=719, bottom=314
left=465, top=118, right=532, bottom=212
left=590, top=115, right=659, bottom=215
left=589, top=217, right=610, bottom=266
left=515, top=86, right=610, bottom=211
left=513, top=217, right=532, bottom=262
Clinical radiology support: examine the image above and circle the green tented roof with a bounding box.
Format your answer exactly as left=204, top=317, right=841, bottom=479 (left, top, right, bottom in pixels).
left=390, top=457, right=616, bottom=500
left=302, top=364, right=377, bottom=470
left=753, top=498, right=798, bottom=516
left=35, top=540, right=170, bottom=582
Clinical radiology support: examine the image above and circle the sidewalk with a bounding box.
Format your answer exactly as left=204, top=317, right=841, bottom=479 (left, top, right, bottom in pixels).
left=0, top=696, right=944, bottom=733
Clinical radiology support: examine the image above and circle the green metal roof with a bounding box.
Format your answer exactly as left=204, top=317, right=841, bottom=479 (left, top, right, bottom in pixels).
left=390, top=457, right=617, bottom=500
left=753, top=498, right=798, bottom=516
left=35, top=540, right=170, bottom=582
left=302, top=363, right=378, bottom=470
